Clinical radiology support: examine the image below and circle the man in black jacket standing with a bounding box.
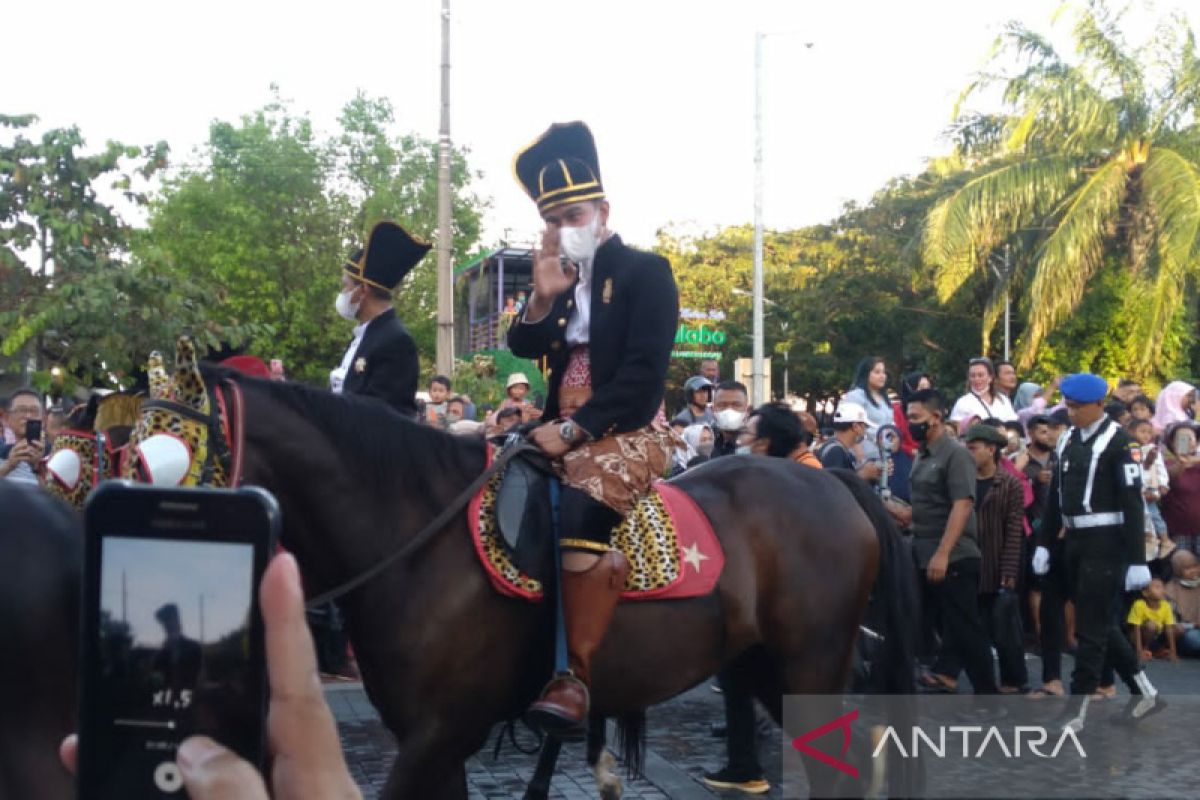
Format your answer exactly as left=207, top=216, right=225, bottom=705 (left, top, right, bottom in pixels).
left=509, top=121, right=679, bottom=739
left=329, top=221, right=431, bottom=418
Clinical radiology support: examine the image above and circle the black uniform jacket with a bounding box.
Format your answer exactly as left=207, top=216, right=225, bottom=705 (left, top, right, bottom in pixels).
left=343, top=307, right=419, bottom=419
left=508, top=235, right=679, bottom=440
left=1036, top=417, right=1145, bottom=566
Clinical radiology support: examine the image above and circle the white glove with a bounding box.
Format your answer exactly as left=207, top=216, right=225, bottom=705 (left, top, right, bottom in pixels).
left=1125, top=564, right=1152, bottom=592
left=1032, top=546, right=1050, bottom=576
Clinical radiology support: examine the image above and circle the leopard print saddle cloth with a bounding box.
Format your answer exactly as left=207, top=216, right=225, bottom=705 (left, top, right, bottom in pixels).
left=469, top=475, right=724, bottom=602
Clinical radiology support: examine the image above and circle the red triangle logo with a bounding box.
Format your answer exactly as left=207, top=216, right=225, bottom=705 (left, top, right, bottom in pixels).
left=790, top=708, right=859, bottom=778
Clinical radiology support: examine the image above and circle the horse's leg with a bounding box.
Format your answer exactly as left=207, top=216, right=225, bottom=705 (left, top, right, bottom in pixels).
left=379, top=726, right=475, bottom=800
left=586, top=713, right=622, bottom=800
left=523, top=736, right=562, bottom=800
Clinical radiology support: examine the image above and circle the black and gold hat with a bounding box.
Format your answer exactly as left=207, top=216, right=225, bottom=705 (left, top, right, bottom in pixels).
left=513, top=121, right=605, bottom=214
left=343, top=221, right=432, bottom=292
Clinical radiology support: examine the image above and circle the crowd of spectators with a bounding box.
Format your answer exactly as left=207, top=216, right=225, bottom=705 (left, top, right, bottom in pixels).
left=6, top=355, right=1199, bottom=692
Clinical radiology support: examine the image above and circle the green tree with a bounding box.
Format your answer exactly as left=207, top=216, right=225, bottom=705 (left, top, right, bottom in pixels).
left=145, top=90, right=486, bottom=384
left=922, top=1, right=1200, bottom=380
left=0, top=114, right=259, bottom=390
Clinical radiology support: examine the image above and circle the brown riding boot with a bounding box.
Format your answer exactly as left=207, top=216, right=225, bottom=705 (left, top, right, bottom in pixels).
left=527, top=550, right=630, bottom=740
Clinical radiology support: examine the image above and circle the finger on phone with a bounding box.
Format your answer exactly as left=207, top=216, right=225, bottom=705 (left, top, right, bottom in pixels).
left=60, top=735, right=78, bottom=774
left=178, top=736, right=268, bottom=800
left=260, top=554, right=345, bottom=763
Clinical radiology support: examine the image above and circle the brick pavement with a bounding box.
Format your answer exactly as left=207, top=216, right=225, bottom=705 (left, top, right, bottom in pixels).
left=328, top=654, right=1200, bottom=799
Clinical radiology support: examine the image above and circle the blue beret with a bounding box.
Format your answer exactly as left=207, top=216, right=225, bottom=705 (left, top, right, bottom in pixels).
left=1060, top=373, right=1108, bottom=403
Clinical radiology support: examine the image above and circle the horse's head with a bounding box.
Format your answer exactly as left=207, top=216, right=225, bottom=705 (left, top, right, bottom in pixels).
left=45, top=392, right=141, bottom=510
left=122, top=337, right=241, bottom=488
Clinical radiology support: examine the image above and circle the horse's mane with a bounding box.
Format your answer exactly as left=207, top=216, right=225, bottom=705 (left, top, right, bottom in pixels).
left=202, top=365, right=486, bottom=493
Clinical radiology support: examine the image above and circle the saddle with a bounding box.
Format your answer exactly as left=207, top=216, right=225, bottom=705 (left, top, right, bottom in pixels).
left=473, top=435, right=724, bottom=603
left=492, top=436, right=556, bottom=583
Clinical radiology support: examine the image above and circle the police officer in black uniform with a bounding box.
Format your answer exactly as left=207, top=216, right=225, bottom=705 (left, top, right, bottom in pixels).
left=329, top=221, right=431, bottom=418
left=1033, top=373, right=1159, bottom=730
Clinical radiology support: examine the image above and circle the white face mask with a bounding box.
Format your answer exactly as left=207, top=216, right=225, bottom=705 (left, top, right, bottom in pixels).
left=736, top=445, right=754, bottom=456
left=559, top=213, right=602, bottom=263
left=335, top=288, right=361, bottom=321
left=715, top=409, right=746, bottom=432
left=696, top=441, right=715, bottom=458
left=1180, top=577, right=1200, bottom=589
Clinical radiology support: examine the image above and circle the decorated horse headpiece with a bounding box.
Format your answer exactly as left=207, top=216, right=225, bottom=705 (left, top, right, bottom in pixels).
left=45, top=390, right=144, bottom=510
left=121, top=336, right=244, bottom=488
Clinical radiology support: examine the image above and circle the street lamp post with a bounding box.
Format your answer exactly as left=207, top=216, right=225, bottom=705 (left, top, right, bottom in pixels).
left=752, top=32, right=765, bottom=406
left=753, top=32, right=812, bottom=405
left=988, top=244, right=1012, bottom=361
left=435, top=0, right=455, bottom=377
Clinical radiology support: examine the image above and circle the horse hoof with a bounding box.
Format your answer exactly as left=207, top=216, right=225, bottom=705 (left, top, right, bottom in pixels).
left=594, top=750, right=623, bottom=800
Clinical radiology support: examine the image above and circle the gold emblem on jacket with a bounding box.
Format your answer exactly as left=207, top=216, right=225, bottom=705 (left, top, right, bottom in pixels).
left=603, top=278, right=613, bottom=304
left=354, top=357, right=367, bottom=374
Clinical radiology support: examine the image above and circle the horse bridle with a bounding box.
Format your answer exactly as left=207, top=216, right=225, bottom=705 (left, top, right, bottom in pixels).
left=140, top=378, right=246, bottom=488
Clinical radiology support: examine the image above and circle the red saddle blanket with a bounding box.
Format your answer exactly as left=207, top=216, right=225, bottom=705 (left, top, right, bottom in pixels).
left=469, top=476, right=723, bottom=602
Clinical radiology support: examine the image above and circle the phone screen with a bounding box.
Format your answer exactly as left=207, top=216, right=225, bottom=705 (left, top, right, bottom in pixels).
left=79, top=486, right=274, bottom=799
left=25, top=418, right=41, bottom=442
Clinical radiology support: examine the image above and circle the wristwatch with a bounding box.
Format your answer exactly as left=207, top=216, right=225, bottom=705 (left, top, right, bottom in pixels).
left=559, top=420, right=580, bottom=444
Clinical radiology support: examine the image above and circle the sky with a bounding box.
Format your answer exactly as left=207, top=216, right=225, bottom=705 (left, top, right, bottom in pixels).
left=8, top=0, right=1199, bottom=250
left=101, top=537, right=254, bottom=647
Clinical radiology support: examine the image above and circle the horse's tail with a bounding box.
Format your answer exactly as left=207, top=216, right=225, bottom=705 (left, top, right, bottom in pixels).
left=826, top=469, right=918, bottom=691
left=612, top=711, right=645, bottom=778
left=826, top=469, right=924, bottom=796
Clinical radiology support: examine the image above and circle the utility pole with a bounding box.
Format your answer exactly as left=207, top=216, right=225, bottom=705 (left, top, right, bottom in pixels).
left=435, top=0, right=455, bottom=376
left=122, top=570, right=128, bottom=624
left=1003, top=244, right=1011, bottom=362
left=199, top=594, right=205, bottom=642
left=752, top=32, right=765, bottom=405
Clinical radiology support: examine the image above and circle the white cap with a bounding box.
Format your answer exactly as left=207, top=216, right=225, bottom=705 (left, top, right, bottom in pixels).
left=833, top=402, right=870, bottom=425
left=506, top=372, right=531, bottom=390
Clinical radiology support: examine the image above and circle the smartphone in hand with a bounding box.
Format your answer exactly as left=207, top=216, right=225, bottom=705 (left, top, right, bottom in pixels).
left=25, top=418, right=41, bottom=443
left=76, top=483, right=279, bottom=799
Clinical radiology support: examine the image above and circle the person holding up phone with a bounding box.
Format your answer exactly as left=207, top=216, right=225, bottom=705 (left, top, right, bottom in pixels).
left=63, top=551, right=361, bottom=799
left=0, top=388, right=45, bottom=486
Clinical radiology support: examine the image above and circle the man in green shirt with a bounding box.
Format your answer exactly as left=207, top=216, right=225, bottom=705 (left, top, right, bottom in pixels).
left=896, top=389, right=998, bottom=694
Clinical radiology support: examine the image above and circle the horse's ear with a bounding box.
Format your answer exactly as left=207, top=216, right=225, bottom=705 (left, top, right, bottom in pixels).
left=174, top=336, right=210, bottom=413
left=147, top=352, right=169, bottom=400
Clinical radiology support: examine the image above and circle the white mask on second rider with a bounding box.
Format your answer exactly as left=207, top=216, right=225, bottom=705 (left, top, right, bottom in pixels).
left=559, top=211, right=602, bottom=264
left=336, top=287, right=362, bottom=321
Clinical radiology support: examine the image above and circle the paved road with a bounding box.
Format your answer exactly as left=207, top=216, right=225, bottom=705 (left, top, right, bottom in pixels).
left=328, top=654, right=1199, bottom=799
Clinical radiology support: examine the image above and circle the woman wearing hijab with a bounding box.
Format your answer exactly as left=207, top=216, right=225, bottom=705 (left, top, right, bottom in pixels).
left=1152, top=381, right=1197, bottom=435
left=669, top=423, right=714, bottom=476
left=1162, top=421, right=1200, bottom=555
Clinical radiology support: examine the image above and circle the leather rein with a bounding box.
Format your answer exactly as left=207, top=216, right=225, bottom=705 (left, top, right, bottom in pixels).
left=303, top=439, right=533, bottom=608
left=145, top=380, right=533, bottom=608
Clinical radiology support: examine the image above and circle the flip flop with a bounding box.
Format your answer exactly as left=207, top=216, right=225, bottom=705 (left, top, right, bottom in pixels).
left=1027, top=686, right=1065, bottom=700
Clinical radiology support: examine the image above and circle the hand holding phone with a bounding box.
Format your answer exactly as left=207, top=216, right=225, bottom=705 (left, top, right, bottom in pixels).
left=65, top=552, right=360, bottom=799
left=76, top=484, right=279, bottom=799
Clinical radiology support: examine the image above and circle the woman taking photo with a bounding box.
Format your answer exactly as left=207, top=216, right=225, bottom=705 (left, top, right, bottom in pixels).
left=950, top=357, right=1017, bottom=423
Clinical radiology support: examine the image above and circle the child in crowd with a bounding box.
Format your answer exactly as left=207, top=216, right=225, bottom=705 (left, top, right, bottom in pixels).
left=1127, top=578, right=1179, bottom=661
left=1129, top=394, right=1155, bottom=422
left=1129, top=418, right=1174, bottom=563
left=425, top=375, right=451, bottom=427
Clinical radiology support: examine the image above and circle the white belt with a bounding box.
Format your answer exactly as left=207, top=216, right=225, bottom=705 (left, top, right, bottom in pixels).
left=1065, top=512, right=1125, bottom=529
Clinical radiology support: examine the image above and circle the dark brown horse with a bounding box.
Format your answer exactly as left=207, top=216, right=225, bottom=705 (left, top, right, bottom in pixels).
left=4, top=359, right=917, bottom=799
left=170, top=367, right=917, bottom=798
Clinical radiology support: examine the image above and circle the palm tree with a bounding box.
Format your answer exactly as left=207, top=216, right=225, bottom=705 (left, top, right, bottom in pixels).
left=922, top=1, right=1200, bottom=378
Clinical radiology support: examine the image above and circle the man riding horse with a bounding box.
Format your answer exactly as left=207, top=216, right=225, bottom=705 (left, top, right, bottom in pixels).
left=510, top=121, right=679, bottom=739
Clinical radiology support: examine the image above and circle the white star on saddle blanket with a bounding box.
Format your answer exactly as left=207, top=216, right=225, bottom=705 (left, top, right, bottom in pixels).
left=682, top=542, right=709, bottom=574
